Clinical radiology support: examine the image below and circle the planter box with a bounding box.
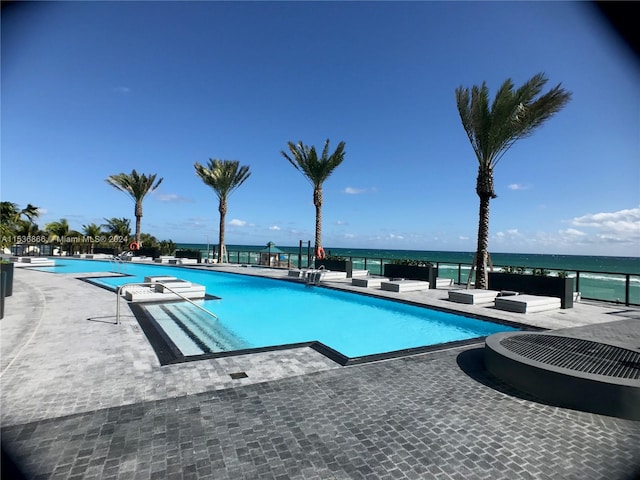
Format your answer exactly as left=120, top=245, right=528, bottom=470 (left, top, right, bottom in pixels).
left=315, top=259, right=353, bottom=278
left=134, top=247, right=161, bottom=258
left=383, top=264, right=438, bottom=289
left=176, top=249, right=202, bottom=261
left=93, top=247, right=117, bottom=255
left=1, top=271, right=5, bottom=319
left=488, top=272, right=575, bottom=309
left=1, top=262, right=14, bottom=297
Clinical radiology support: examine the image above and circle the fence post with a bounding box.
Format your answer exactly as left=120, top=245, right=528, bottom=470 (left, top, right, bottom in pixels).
left=626, top=274, right=631, bottom=306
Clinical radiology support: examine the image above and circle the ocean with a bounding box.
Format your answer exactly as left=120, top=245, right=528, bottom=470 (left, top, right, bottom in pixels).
left=177, top=244, right=640, bottom=305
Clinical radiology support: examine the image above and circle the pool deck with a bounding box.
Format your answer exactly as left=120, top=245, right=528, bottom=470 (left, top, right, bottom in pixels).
left=1, top=264, right=639, bottom=479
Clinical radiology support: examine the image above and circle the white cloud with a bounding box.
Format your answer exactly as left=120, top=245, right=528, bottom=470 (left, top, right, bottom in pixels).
left=560, top=228, right=586, bottom=237
left=565, top=207, right=640, bottom=251
left=156, top=193, right=191, bottom=202
left=487, top=207, right=639, bottom=255
left=336, top=220, right=348, bottom=225
left=269, top=225, right=281, bottom=231
left=508, top=183, right=529, bottom=190
left=228, top=219, right=247, bottom=227
left=113, top=86, right=131, bottom=94
left=343, top=186, right=377, bottom=195
left=571, top=207, right=640, bottom=236
left=458, top=235, right=469, bottom=241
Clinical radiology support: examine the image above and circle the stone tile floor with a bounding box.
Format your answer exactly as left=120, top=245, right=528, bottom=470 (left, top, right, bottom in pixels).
left=1, top=266, right=639, bottom=479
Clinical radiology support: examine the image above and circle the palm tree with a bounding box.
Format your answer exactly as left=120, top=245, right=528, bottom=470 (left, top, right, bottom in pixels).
left=82, top=223, right=103, bottom=253
left=103, top=217, right=131, bottom=252
left=281, top=139, right=346, bottom=256
left=1, top=202, right=40, bottom=231
left=194, top=159, right=251, bottom=263
left=455, top=73, right=571, bottom=288
left=103, top=217, right=131, bottom=237
left=105, top=170, right=163, bottom=245
left=1, top=202, right=41, bottom=249
left=45, top=218, right=71, bottom=255
left=159, top=239, right=177, bottom=256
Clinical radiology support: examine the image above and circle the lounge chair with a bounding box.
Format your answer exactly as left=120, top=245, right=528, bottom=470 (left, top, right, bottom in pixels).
left=436, top=277, right=454, bottom=288
left=380, top=279, right=430, bottom=292
left=351, top=277, right=384, bottom=288
left=494, top=294, right=561, bottom=313
left=448, top=289, right=501, bottom=305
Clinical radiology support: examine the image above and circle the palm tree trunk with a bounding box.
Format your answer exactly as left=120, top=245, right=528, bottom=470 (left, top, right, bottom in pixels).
left=474, top=166, right=495, bottom=289
left=314, top=187, right=322, bottom=250
left=135, top=201, right=143, bottom=245
left=219, top=198, right=227, bottom=263
left=475, top=196, right=491, bottom=288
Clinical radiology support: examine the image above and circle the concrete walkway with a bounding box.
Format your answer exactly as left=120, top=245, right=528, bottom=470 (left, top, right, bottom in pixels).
left=1, top=265, right=639, bottom=479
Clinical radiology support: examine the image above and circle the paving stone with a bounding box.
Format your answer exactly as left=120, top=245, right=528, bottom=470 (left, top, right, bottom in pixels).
left=3, top=268, right=640, bottom=479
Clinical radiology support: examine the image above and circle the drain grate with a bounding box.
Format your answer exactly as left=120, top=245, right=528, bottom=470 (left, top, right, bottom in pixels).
left=229, top=372, right=248, bottom=380
left=500, top=334, right=640, bottom=380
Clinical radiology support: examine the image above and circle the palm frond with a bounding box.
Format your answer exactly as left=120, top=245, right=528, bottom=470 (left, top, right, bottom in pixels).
left=456, top=72, right=571, bottom=170
left=194, top=159, right=251, bottom=201
left=105, top=170, right=163, bottom=202
left=281, top=139, right=346, bottom=188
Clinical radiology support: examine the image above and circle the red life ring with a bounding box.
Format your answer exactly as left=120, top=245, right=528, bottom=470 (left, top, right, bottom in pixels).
left=315, top=246, right=325, bottom=260
left=129, top=241, right=140, bottom=251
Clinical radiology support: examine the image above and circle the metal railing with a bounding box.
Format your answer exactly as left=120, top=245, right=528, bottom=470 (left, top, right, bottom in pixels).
left=10, top=244, right=638, bottom=306
left=217, top=250, right=639, bottom=306
left=115, top=282, right=219, bottom=324
left=109, top=255, right=126, bottom=274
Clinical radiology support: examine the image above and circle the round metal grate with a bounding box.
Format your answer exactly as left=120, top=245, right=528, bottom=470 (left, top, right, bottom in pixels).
left=499, top=334, right=640, bottom=380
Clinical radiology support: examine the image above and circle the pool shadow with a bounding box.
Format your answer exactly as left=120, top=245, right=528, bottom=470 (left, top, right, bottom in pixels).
left=456, top=347, right=542, bottom=403
left=86, top=314, right=135, bottom=324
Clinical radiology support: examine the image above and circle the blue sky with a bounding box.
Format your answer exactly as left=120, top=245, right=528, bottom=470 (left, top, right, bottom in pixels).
left=2, top=1, right=639, bottom=256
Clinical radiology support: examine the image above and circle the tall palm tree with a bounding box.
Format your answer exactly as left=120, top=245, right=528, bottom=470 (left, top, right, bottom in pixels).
left=194, top=159, right=251, bottom=263
left=281, top=139, right=346, bottom=255
left=105, top=170, right=163, bottom=245
left=455, top=73, right=571, bottom=288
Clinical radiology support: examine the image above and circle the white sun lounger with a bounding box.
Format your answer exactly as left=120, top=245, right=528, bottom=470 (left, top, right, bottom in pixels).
left=436, top=277, right=454, bottom=288
left=380, top=280, right=430, bottom=292
left=448, top=289, right=501, bottom=305
left=494, top=294, right=561, bottom=313
left=351, top=277, right=384, bottom=288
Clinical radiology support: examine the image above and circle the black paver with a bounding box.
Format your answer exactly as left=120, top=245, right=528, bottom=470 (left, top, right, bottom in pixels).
left=3, top=345, right=639, bottom=480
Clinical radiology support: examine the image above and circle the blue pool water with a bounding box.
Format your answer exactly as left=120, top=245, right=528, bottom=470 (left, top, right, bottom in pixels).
left=34, top=259, right=518, bottom=359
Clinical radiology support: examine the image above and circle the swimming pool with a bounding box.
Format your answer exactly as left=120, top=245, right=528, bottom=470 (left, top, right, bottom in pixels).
left=34, top=259, right=519, bottom=363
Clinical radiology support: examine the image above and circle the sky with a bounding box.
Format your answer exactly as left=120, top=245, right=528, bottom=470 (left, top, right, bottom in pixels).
left=2, top=1, right=639, bottom=257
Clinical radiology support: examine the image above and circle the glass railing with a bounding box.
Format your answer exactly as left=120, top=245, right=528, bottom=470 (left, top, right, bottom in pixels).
left=222, top=251, right=639, bottom=306
left=8, top=244, right=639, bottom=306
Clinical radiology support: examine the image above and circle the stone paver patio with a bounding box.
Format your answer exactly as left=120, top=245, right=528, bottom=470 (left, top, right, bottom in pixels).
left=1, top=264, right=639, bottom=479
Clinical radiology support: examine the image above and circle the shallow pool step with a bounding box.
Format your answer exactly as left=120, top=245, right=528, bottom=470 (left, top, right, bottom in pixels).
left=124, top=276, right=206, bottom=302
left=144, top=302, right=249, bottom=354
left=12, top=257, right=56, bottom=267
